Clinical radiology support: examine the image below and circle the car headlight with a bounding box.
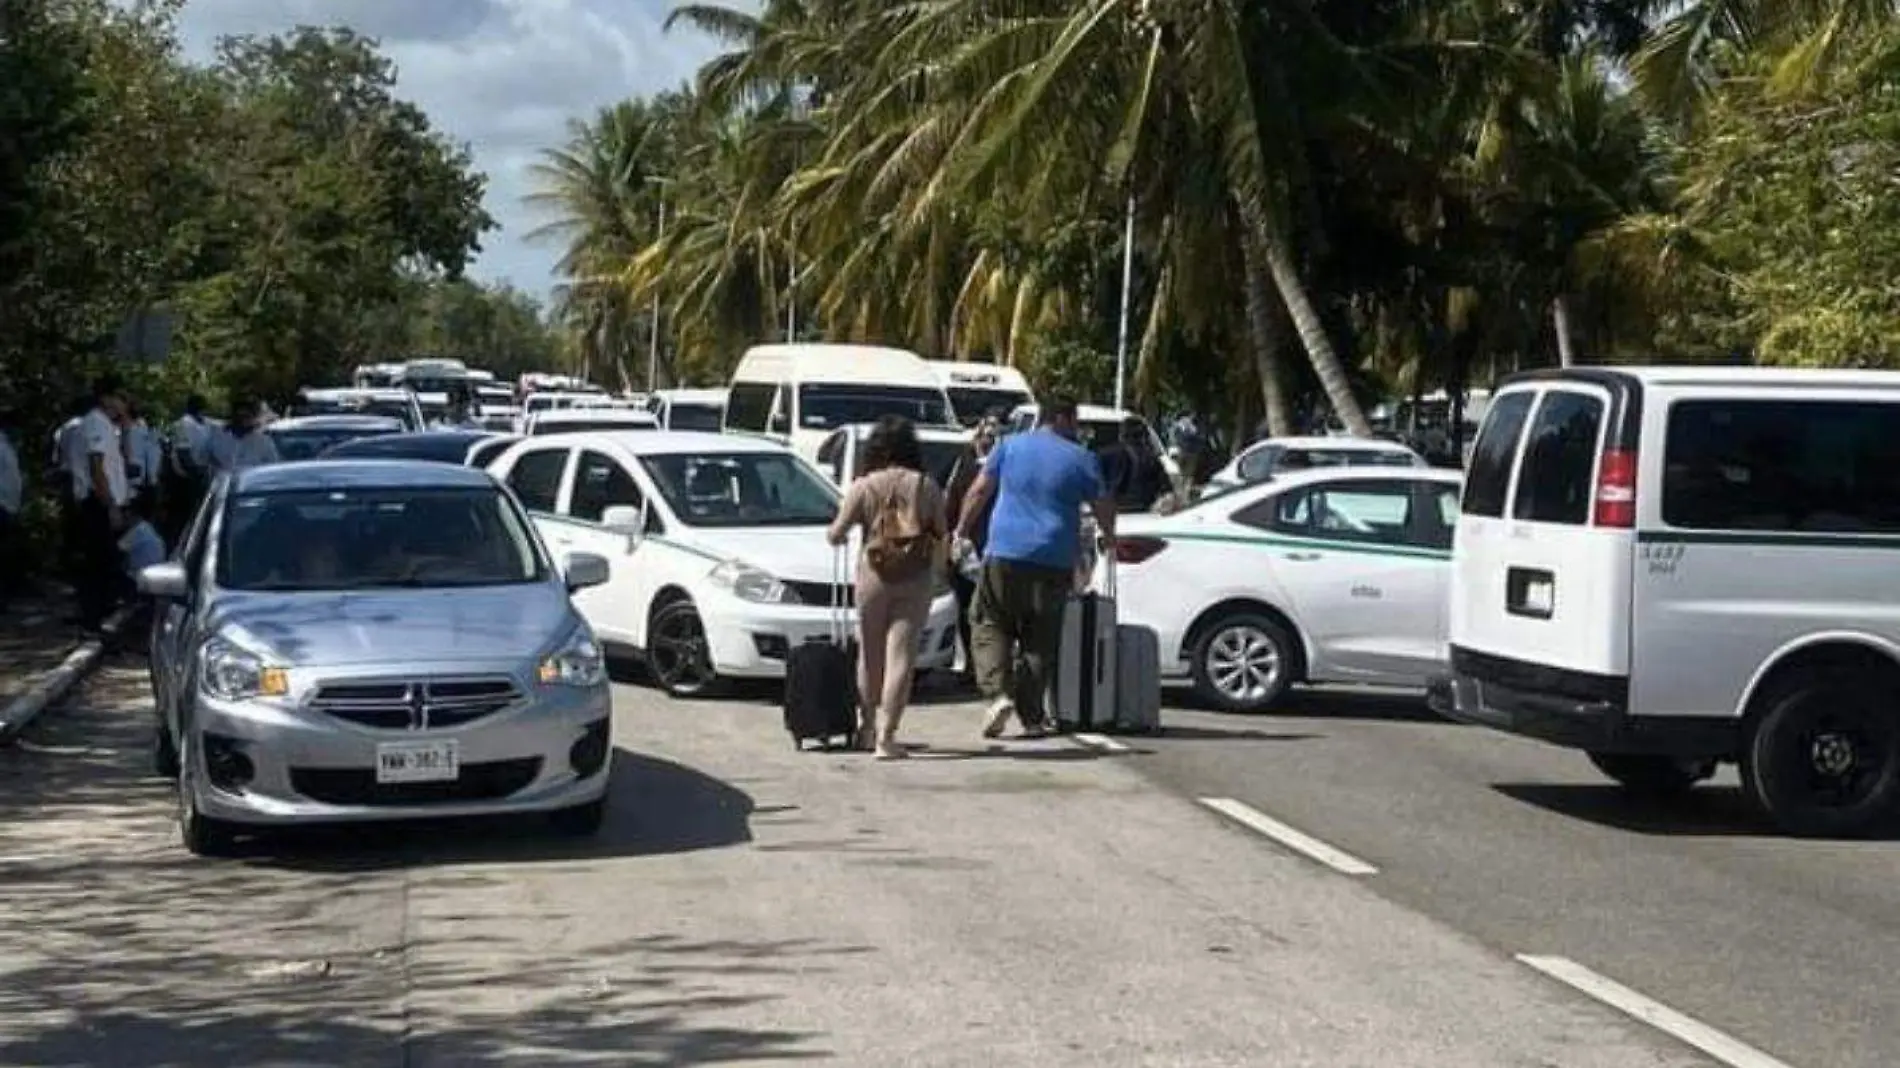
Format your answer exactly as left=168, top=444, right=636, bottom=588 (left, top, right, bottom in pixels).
left=538, top=626, right=605, bottom=687
left=708, top=560, right=788, bottom=604
left=199, top=636, right=289, bottom=700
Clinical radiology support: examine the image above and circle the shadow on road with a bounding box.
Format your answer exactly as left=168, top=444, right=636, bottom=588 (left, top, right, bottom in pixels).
left=0, top=662, right=836, bottom=1066
left=248, top=746, right=757, bottom=871
left=1492, top=782, right=1900, bottom=841
left=1172, top=685, right=1446, bottom=724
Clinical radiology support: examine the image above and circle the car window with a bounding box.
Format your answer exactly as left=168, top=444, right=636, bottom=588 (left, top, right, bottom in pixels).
left=1236, top=446, right=1281, bottom=483
left=506, top=448, right=569, bottom=513
left=669, top=402, right=724, bottom=432
left=1416, top=483, right=1461, bottom=550
left=568, top=450, right=644, bottom=522
left=638, top=452, right=839, bottom=527
left=795, top=384, right=951, bottom=430
left=726, top=382, right=776, bottom=432
left=1462, top=391, right=1536, bottom=517
left=1662, top=399, right=1900, bottom=533
left=180, top=485, right=218, bottom=584
left=467, top=438, right=514, bottom=469
left=1511, top=390, right=1603, bottom=525
left=1245, top=481, right=1417, bottom=546
left=218, top=486, right=542, bottom=591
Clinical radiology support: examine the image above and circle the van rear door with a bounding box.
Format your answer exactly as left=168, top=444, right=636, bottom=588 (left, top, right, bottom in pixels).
left=1450, top=377, right=1635, bottom=680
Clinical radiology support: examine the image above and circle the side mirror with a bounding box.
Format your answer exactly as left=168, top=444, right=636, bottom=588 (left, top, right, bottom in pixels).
left=138, top=561, right=190, bottom=600
left=562, top=551, right=611, bottom=592
left=600, top=505, right=643, bottom=536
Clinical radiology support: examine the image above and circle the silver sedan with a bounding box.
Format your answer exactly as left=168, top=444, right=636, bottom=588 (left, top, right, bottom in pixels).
left=141, top=461, right=615, bottom=856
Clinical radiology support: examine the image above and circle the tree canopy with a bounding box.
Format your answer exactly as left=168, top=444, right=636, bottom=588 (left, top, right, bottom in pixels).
left=528, top=0, right=1900, bottom=439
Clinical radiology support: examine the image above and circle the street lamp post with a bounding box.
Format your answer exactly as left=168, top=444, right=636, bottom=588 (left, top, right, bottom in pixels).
left=648, top=197, right=666, bottom=393
left=1113, top=192, right=1136, bottom=412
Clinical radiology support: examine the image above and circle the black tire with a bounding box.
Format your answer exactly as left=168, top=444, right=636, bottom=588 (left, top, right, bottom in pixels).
left=647, top=599, right=723, bottom=699
left=1189, top=612, right=1297, bottom=713
left=1742, top=677, right=1900, bottom=837
left=549, top=797, right=606, bottom=836
left=1586, top=752, right=1715, bottom=799
left=178, top=770, right=240, bottom=858
left=153, top=723, right=179, bottom=780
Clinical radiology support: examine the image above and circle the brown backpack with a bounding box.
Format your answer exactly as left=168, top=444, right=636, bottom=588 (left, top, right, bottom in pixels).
left=865, top=472, right=937, bottom=582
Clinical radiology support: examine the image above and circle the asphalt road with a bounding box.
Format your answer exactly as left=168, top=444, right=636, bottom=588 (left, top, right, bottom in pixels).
left=0, top=659, right=1713, bottom=1067
left=1121, top=684, right=1900, bottom=1068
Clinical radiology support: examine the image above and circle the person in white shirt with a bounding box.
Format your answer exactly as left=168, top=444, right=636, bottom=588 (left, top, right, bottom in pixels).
left=163, top=393, right=213, bottom=545
left=123, top=401, right=162, bottom=501
left=74, top=374, right=131, bottom=631
left=0, top=422, right=22, bottom=606
left=206, top=396, right=281, bottom=474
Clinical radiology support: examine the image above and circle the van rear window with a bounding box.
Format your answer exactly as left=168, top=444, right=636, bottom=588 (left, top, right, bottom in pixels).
left=1512, top=391, right=1604, bottom=525
left=1461, top=391, right=1535, bottom=517
left=1663, top=399, right=1900, bottom=533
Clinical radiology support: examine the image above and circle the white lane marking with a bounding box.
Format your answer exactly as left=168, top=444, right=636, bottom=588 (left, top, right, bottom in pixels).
left=1072, top=732, right=1130, bottom=752
left=1198, top=797, right=1378, bottom=876
left=1517, top=955, right=1798, bottom=1068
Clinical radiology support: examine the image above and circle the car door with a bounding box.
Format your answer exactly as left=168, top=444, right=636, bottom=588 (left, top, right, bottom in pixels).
left=562, top=448, right=655, bottom=642
left=499, top=443, right=575, bottom=560
left=155, top=485, right=219, bottom=732
left=1238, top=478, right=1447, bottom=682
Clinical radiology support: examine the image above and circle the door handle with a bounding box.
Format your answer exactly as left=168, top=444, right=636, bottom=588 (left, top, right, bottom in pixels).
left=1284, top=551, right=1321, bottom=562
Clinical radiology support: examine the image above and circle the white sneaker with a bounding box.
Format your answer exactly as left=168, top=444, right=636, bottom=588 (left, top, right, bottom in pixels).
left=981, top=697, right=1015, bottom=739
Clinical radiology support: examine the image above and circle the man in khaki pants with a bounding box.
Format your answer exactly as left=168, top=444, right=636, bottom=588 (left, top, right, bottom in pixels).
left=952, top=397, right=1116, bottom=738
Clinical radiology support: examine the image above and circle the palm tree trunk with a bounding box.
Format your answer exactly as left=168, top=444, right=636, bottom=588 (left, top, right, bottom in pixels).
left=1240, top=237, right=1293, bottom=437
left=1253, top=230, right=1373, bottom=437
left=1552, top=294, right=1577, bottom=368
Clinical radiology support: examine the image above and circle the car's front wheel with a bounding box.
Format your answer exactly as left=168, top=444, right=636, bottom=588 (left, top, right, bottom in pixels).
left=1190, top=612, right=1297, bottom=713
left=177, top=765, right=240, bottom=857
left=648, top=598, right=722, bottom=698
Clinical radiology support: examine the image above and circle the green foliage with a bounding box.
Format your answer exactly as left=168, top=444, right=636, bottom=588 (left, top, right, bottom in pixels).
left=1671, top=32, right=1900, bottom=366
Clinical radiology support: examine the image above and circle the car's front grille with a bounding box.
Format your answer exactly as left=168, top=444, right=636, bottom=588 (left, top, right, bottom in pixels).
left=308, top=677, right=521, bottom=730
left=783, top=581, right=854, bottom=607
left=289, top=758, right=542, bottom=806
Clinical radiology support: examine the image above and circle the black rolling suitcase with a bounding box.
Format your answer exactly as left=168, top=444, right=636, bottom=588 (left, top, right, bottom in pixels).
left=782, top=543, right=859, bottom=750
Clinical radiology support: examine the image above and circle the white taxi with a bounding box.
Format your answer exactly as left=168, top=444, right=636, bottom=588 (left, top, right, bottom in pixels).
left=487, top=432, right=960, bottom=697
left=1106, top=467, right=1463, bottom=712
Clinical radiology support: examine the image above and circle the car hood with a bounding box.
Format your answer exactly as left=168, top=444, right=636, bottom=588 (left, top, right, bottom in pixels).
left=676, top=526, right=845, bottom=585
left=209, top=584, right=573, bottom=668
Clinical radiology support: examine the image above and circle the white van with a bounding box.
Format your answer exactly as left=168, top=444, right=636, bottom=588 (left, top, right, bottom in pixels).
left=925, top=361, right=1036, bottom=426
left=1433, top=366, right=1900, bottom=836
left=647, top=388, right=728, bottom=432
left=724, top=343, right=956, bottom=465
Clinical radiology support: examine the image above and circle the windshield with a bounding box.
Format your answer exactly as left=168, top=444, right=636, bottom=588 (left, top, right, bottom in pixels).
left=268, top=426, right=399, bottom=461
left=322, top=434, right=480, bottom=463
left=668, top=403, right=725, bottom=432
left=1237, top=445, right=1418, bottom=482
left=852, top=440, right=965, bottom=487
left=404, top=374, right=464, bottom=395
left=797, top=384, right=950, bottom=430
left=218, top=486, right=543, bottom=591
left=946, top=387, right=1032, bottom=426
left=295, top=397, right=418, bottom=429
left=639, top=452, right=838, bottom=528
left=530, top=419, right=655, bottom=436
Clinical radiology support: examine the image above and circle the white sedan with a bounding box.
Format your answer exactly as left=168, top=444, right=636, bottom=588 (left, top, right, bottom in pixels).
left=487, top=431, right=959, bottom=697
left=1205, top=435, right=1424, bottom=492
left=1105, top=467, right=1461, bottom=713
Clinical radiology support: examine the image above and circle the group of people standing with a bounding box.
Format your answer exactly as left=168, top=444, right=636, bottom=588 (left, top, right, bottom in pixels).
left=35, top=375, right=280, bottom=631
left=826, top=398, right=1115, bottom=759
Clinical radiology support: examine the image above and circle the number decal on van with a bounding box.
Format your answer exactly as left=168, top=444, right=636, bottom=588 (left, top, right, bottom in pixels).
left=1641, top=541, right=1684, bottom=577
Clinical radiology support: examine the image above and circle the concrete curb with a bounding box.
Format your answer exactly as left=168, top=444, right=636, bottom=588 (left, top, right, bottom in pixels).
left=0, top=606, right=137, bottom=746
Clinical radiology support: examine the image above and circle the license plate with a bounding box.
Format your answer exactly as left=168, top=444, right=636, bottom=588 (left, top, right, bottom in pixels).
left=375, top=740, right=459, bottom=783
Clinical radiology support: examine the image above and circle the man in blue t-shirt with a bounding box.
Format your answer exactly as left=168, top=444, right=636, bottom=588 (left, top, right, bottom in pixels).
left=952, top=397, right=1116, bottom=738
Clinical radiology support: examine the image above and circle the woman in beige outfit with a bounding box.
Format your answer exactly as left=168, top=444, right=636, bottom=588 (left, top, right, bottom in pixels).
left=826, top=416, right=947, bottom=759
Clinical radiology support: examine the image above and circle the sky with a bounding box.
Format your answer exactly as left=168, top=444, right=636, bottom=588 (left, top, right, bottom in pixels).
left=174, top=0, right=741, bottom=302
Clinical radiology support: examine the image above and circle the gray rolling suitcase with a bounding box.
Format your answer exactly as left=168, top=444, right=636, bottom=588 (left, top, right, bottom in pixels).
left=1055, top=551, right=1163, bottom=734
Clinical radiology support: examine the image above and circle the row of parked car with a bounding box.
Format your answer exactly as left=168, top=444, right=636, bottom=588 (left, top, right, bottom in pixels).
left=140, top=362, right=1900, bottom=858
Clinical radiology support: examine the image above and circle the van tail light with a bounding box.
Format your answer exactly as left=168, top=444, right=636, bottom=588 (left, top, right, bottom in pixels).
left=1594, top=448, right=1637, bottom=528
left=1114, top=536, right=1169, bottom=564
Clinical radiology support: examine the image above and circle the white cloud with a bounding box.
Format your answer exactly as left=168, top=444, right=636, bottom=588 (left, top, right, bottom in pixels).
left=175, top=0, right=741, bottom=300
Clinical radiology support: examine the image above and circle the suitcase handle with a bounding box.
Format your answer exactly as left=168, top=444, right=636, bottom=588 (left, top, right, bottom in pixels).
left=829, top=533, right=852, bottom=646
